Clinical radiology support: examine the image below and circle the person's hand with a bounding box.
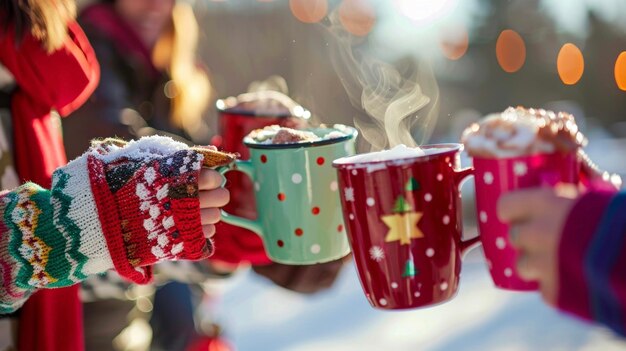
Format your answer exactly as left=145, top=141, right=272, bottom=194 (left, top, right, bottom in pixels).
left=497, top=185, right=580, bottom=304
left=252, top=259, right=346, bottom=294
left=198, top=169, right=229, bottom=239
left=79, top=136, right=235, bottom=283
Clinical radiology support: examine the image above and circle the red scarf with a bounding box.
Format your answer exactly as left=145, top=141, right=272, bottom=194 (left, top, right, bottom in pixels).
left=0, top=21, right=100, bottom=351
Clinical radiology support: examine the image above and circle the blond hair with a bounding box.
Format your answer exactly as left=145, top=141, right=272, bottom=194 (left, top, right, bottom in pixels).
left=2, top=0, right=76, bottom=52
left=152, top=3, right=210, bottom=138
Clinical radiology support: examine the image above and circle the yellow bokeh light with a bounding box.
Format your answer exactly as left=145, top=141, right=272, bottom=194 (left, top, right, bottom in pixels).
left=557, top=43, right=584, bottom=85
left=289, top=0, right=328, bottom=24
left=496, top=29, right=526, bottom=73
left=615, top=52, right=626, bottom=91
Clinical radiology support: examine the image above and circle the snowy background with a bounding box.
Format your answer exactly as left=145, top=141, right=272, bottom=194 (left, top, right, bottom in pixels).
left=214, top=249, right=626, bottom=351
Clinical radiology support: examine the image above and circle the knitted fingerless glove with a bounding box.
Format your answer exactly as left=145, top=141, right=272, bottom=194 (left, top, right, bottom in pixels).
left=0, top=136, right=222, bottom=313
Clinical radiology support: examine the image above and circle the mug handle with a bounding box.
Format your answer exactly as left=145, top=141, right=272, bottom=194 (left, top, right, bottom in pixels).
left=578, top=150, right=621, bottom=191
left=217, top=161, right=265, bottom=238
left=454, top=167, right=482, bottom=256
left=537, top=150, right=622, bottom=191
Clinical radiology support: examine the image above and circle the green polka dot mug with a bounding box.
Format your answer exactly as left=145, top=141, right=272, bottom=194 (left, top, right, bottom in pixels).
left=219, top=125, right=358, bottom=265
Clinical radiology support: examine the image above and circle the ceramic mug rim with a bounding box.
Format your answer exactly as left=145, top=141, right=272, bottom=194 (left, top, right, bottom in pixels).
left=332, top=143, right=463, bottom=169
left=243, top=125, right=358, bottom=150
left=469, top=149, right=578, bottom=162
left=216, top=99, right=310, bottom=119
left=217, top=106, right=293, bottom=118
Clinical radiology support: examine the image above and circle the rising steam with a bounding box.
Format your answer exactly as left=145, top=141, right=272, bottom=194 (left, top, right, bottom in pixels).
left=323, top=10, right=440, bottom=150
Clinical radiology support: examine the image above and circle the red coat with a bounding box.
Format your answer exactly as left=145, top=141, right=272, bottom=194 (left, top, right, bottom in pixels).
left=0, top=21, right=99, bottom=351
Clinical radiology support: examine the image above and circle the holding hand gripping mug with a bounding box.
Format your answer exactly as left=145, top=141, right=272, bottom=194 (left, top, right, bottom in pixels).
left=463, top=107, right=620, bottom=291
left=333, top=144, right=479, bottom=310
left=220, top=125, right=357, bottom=265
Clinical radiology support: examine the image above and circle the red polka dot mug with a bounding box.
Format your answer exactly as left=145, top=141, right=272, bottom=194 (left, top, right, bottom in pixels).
left=211, top=100, right=309, bottom=265
left=333, top=143, right=480, bottom=310
left=219, top=126, right=358, bottom=265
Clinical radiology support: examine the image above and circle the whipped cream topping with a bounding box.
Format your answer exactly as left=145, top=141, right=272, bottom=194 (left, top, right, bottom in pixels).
left=246, top=125, right=350, bottom=145
left=217, top=90, right=311, bottom=118
left=462, top=106, right=586, bottom=158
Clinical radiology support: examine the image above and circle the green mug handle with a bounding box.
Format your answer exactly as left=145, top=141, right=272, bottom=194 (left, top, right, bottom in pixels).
left=217, top=160, right=264, bottom=238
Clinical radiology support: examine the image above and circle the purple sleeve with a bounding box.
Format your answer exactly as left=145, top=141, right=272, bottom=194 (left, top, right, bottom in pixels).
left=557, top=190, right=626, bottom=334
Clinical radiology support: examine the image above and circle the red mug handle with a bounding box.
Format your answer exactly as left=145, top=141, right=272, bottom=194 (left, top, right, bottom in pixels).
left=210, top=134, right=224, bottom=148
left=538, top=150, right=622, bottom=191
left=578, top=150, right=621, bottom=192
left=454, top=167, right=482, bottom=257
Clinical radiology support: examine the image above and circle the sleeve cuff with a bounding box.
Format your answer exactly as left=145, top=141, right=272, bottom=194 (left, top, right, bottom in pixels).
left=557, top=190, right=616, bottom=322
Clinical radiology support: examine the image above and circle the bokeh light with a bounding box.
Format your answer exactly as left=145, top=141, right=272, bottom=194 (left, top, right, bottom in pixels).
left=440, top=26, right=469, bottom=60
left=394, top=0, right=456, bottom=25
left=557, top=43, right=584, bottom=85
left=615, top=52, right=626, bottom=91
left=290, top=0, right=328, bottom=24
left=338, top=0, right=376, bottom=37
left=495, top=29, right=526, bottom=73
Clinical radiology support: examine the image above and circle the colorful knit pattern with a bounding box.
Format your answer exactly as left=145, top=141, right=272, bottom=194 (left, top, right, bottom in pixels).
left=0, top=136, right=212, bottom=313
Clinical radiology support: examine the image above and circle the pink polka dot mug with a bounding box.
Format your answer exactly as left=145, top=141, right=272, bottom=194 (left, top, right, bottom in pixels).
left=471, top=149, right=619, bottom=290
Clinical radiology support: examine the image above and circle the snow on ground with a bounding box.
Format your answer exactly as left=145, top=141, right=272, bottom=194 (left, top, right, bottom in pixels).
left=212, top=249, right=626, bottom=351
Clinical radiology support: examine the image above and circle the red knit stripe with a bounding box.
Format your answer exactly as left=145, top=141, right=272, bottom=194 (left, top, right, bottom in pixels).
left=87, top=156, right=151, bottom=284
left=171, top=197, right=213, bottom=260
left=113, top=163, right=159, bottom=266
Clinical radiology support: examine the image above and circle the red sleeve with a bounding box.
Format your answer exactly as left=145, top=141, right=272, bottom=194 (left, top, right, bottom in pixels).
left=209, top=223, right=272, bottom=267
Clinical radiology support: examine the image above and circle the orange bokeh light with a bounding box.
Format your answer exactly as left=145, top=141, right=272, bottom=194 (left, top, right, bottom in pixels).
left=338, top=0, right=376, bottom=37
left=440, top=26, right=469, bottom=60
left=557, top=43, right=584, bottom=85
left=495, top=29, right=526, bottom=73
left=289, top=0, right=328, bottom=24
left=615, top=52, right=626, bottom=91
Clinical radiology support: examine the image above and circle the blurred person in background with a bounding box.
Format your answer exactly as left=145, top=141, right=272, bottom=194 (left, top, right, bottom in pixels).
left=64, top=1, right=227, bottom=350
left=65, top=1, right=346, bottom=350
left=0, top=2, right=227, bottom=351
left=63, top=0, right=212, bottom=155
